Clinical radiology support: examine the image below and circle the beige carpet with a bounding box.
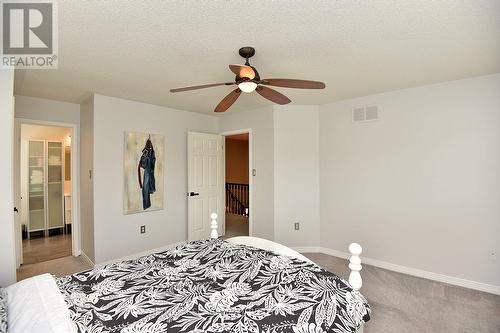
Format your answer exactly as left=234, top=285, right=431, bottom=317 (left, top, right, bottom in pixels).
left=223, top=213, right=249, bottom=238
left=17, top=255, right=92, bottom=281
left=305, top=253, right=500, bottom=333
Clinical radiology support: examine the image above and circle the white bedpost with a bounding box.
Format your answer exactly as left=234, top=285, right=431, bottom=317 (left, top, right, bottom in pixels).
left=210, top=213, right=218, bottom=239
left=348, top=243, right=363, bottom=291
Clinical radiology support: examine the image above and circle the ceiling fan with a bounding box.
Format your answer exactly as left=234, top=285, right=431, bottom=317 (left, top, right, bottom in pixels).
left=170, top=47, right=326, bottom=113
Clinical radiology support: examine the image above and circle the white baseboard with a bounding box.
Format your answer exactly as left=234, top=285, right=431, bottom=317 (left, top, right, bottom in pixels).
left=299, top=247, right=500, bottom=295
left=291, top=246, right=322, bottom=253
left=79, top=251, right=94, bottom=267
left=318, top=247, right=351, bottom=260
left=94, top=241, right=185, bottom=267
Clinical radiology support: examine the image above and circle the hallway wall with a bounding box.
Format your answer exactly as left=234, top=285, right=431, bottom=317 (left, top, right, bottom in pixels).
left=225, top=137, right=249, bottom=184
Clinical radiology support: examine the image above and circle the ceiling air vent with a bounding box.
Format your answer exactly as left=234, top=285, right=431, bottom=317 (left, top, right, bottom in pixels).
left=352, top=106, right=379, bottom=123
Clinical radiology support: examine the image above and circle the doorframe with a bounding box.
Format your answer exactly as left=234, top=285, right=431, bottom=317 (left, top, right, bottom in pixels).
left=220, top=128, right=253, bottom=236
left=14, top=118, right=81, bottom=262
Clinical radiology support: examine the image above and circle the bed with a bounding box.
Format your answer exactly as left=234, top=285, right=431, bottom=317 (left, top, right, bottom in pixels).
left=2, top=213, right=370, bottom=333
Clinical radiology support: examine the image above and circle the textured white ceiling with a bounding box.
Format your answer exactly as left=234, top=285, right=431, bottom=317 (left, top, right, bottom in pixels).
left=14, top=0, right=500, bottom=114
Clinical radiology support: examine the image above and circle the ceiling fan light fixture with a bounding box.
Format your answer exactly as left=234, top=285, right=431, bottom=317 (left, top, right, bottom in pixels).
left=238, top=81, right=257, bottom=93
left=239, top=66, right=255, bottom=80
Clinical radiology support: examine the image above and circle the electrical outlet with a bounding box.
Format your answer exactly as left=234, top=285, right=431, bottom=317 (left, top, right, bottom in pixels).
left=489, top=249, right=497, bottom=261
left=294, top=222, right=300, bottom=230
left=140, top=225, right=146, bottom=234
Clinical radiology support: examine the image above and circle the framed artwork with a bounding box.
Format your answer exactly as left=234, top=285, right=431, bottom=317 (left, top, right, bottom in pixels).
left=123, top=131, right=165, bottom=214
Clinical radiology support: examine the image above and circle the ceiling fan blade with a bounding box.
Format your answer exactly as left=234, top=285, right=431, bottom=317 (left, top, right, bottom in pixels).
left=256, top=86, right=291, bottom=105
left=229, top=64, right=255, bottom=79
left=261, top=79, right=325, bottom=89
left=170, top=82, right=234, bottom=93
left=214, top=88, right=242, bottom=113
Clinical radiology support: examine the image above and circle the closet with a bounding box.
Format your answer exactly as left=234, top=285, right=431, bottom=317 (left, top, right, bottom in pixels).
left=28, top=140, right=64, bottom=238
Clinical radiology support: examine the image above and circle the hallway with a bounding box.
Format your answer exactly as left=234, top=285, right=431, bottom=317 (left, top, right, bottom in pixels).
left=223, top=213, right=249, bottom=238
left=224, top=132, right=250, bottom=238
left=22, top=233, right=72, bottom=265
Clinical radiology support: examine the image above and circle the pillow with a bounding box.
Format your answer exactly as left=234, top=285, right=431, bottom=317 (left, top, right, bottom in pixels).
left=5, top=274, right=75, bottom=333
left=0, top=288, right=7, bottom=333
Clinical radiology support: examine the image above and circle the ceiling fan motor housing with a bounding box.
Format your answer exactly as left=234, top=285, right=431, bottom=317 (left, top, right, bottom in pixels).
left=239, top=46, right=255, bottom=59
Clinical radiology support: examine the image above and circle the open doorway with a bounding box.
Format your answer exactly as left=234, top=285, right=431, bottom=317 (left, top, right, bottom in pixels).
left=224, top=132, right=250, bottom=237
left=14, top=121, right=80, bottom=280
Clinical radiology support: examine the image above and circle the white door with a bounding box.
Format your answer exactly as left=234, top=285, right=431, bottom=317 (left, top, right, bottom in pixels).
left=187, top=132, right=224, bottom=241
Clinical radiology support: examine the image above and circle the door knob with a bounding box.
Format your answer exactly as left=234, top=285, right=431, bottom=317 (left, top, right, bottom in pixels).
left=14, top=207, right=18, bottom=212
left=188, top=192, right=200, bottom=197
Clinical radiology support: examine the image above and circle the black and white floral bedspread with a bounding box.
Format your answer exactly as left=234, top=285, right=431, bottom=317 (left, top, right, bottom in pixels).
left=57, top=239, right=370, bottom=333
left=0, top=288, right=7, bottom=333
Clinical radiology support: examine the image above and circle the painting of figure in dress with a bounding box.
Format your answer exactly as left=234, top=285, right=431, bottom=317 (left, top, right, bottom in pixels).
left=123, top=131, right=164, bottom=214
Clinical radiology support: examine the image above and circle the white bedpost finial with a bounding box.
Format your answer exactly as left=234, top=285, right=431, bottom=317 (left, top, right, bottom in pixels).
left=348, top=242, right=363, bottom=291
left=210, top=213, right=218, bottom=239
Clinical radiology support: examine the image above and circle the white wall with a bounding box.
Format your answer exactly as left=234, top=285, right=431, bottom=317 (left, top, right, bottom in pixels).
left=15, top=95, right=80, bottom=124
left=273, top=105, right=320, bottom=247
left=320, top=74, right=500, bottom=287
left=0, top=69, right=17, bottom=286
left=80, top=96, right=95, bottom=262
left=219, top=107, right=275, bottom=240
left=92, top=94, right=218, bottom=263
